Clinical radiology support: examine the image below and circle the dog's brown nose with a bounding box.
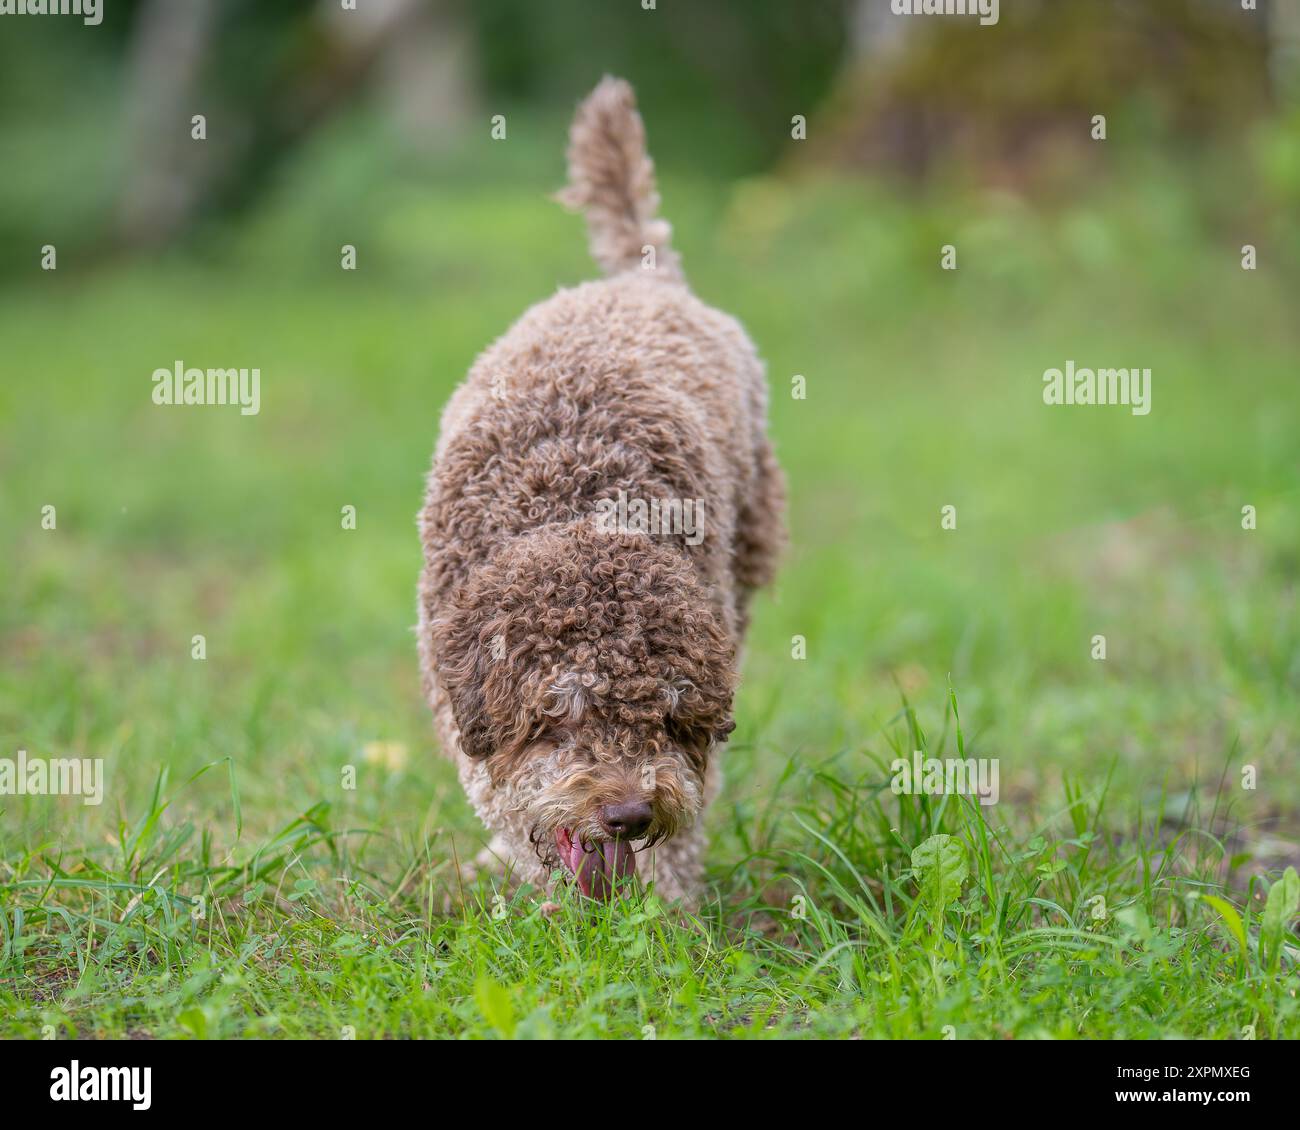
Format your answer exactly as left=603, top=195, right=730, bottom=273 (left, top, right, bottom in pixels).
left=599, top=800, right=653, bottom=840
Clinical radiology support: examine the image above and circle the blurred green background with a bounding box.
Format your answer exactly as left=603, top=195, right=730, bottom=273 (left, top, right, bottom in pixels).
left=2, top=0, right=1299, bottom=899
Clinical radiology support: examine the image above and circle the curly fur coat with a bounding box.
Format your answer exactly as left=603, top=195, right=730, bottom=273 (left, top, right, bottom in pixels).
left=417, top=76, right=785, bottom=904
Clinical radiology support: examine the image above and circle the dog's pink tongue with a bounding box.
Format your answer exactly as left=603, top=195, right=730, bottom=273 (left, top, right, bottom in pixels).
left=556, top=829, right=636, bottom=900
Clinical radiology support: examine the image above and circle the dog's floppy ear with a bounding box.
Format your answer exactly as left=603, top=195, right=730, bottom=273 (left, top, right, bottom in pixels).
left=659, top=601, right=737, bottom=769
left=430, top=566, right=521, bottom=759
left=431, top=616, right=497, bottom=758
left=665, top=708, right=734, bottom=769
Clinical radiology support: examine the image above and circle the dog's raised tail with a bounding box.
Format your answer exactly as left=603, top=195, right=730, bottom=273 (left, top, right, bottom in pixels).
left=557, top=76, right=682, bottom=280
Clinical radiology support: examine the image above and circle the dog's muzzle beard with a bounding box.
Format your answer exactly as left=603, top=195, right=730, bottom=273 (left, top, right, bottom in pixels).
left=511, top=737, right=705, bottom=900
left=530, top=816, right=673, bottom=900
left=529, top=790, right=695, bottom=899
left=551, top=826, right=641, bottom=900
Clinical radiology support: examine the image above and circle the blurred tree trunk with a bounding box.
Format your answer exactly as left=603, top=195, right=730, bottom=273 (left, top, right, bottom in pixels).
left=849, top=0, right=914, bottom=63
left=375, top=0, right=478, bottom=147
left=832, top=0, right=930, bottom=178
left=1269, top=0, right=1300, bottom=105
left=117, top=0, right=459, bottom=248
left=117, top=0, right=218, bottom=248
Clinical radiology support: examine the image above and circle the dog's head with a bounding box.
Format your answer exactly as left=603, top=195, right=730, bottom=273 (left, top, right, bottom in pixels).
left=431, top=519, right=735, bottom=898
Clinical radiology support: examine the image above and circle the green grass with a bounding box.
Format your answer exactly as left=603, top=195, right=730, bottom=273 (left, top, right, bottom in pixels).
left=2, top=704, right=1296, bottom=1039
left=1, top=118, right=1299, bottom=1038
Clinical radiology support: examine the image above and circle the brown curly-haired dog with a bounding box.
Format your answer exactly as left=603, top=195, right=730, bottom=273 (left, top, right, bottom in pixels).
left=417, top=76, right=785, bottom=905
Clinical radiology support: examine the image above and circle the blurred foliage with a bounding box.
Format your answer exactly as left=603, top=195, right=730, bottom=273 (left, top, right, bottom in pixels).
left=0, top=0, right=850, bottom=271
left=0, top=0, right=1295, bottom=275
left=820, top=0, right=1277, bottom=187
left=469, top=0, right=852, bottom=166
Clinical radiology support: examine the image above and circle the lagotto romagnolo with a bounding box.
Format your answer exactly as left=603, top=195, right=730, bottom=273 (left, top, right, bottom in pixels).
left=416, top=77, right=786, bottom=905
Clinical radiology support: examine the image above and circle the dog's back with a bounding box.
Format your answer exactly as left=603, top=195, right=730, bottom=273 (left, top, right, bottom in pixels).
left=422, top=78, right=782, bottom=634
